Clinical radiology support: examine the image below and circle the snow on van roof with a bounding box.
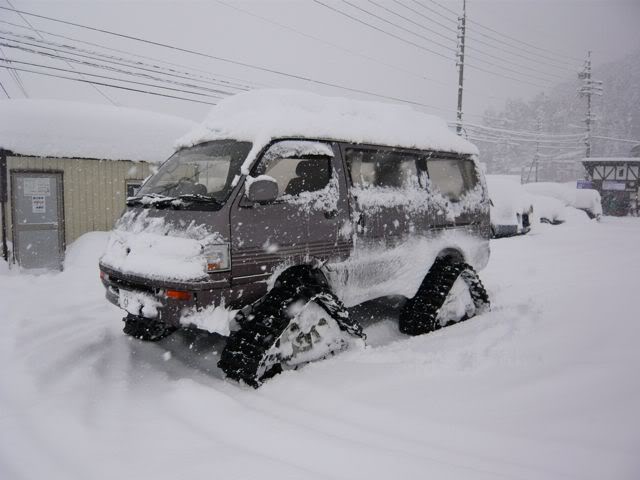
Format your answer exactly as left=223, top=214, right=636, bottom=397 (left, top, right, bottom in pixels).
left=0, top=99, right=197, bottom=163
left=177, top=89, right=478, bottom=173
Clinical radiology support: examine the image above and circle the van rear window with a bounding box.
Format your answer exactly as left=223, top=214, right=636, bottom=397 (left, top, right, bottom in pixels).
left=426, top=159, right=478, bottom=202
left=346, top=149, right=421, bottom=189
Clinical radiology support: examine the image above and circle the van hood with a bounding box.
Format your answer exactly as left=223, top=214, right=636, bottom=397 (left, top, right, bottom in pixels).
left=100, top=208, right=229, bottom=282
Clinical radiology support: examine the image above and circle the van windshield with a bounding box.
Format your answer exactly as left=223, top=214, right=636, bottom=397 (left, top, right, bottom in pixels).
left=134, top=140, right=252, bottom=208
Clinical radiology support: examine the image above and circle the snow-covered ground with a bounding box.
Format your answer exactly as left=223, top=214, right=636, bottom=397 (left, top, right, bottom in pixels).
left=1, top=214, right=639, bottom=480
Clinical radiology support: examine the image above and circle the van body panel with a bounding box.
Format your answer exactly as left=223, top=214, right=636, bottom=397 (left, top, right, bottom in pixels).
left=99, top=136, right=490, bottom=334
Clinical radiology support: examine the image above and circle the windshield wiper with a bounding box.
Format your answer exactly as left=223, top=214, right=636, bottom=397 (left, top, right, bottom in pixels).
left=177, top=194, right=221, bottom=204
left=126, top=193, right=222, bottom=210
left=126, top=193, right=176, bottom=207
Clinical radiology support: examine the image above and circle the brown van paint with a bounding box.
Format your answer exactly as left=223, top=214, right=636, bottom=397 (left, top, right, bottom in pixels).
left=99, top=138, right=490, bottom=330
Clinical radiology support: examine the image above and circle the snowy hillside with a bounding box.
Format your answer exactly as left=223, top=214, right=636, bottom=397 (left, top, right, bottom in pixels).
left=1, top=214, right=639, bottom=479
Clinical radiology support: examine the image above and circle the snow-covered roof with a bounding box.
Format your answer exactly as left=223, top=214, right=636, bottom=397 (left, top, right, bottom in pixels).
left=0, top=99, right=197, bottom=163
left=177, top=89, right=477, bottom=174
left=582, top=157, right=640, bottom=163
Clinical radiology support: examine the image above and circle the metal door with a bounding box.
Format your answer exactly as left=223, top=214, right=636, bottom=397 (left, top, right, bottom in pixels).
left=11, top=171, right=65, bottom=270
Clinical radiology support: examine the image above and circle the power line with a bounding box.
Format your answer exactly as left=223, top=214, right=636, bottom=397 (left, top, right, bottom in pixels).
left=213, top=0, right=452, bottom=89
left=0, top=78, right=9, bottom=97
left=313, top=0, right=551, bottom=89
left=0, top=57, right=226, bottom=100
left=311, top=0, right=453, bottom=60
left=463, top=122, right=583, bottom=138
left=404, top=0, right=458, bottom=26
left=4, top=0, right=117, bottom=105
left=366, top=0, right=456, bottom=47
left=424, top=0, right=581, bottom=63
left=0, top=4, right=452, bottom=113
left=465, top=32, right=576, bottom=74
left=0, top=64, right=218, bottom=105
left=407, top=0, right=576, bottom=74
left=0, top=44, right=28, bottom=96
left=0, top=23, right=256, bottom=91
left=592, top=135, right=640, bottom=145
left=467, top=19, right=582, bottom=64
left=0, top=36, right=238, bottom=97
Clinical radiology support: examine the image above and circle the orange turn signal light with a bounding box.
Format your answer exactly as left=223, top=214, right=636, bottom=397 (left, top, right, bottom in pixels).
left=165, top=289, right=193, bottom=301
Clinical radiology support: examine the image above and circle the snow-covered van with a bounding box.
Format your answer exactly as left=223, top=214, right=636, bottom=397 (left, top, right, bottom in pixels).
left=99, top=90, right=491, bottom=386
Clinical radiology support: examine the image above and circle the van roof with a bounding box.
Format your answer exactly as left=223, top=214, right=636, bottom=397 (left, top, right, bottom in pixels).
left=0, top=99, right=197, bottom=163
left=177, top=89, right=478, bottom=174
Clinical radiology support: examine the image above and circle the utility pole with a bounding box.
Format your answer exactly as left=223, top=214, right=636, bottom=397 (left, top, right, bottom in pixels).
left=455, top=0, right=466, bottom=135
left=534, top=117, right=541, bottom=182
left=578, top=51, right=603, bottom=158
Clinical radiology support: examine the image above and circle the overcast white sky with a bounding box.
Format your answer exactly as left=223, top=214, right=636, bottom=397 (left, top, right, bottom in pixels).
left=1, top=0, right=638, bottom=124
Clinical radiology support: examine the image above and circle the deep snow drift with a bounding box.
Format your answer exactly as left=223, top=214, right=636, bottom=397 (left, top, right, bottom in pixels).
left=1, top=214, right=639, bottom=480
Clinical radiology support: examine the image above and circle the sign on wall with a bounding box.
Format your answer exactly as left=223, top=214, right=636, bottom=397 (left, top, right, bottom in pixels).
left=32, top=195, right=46, bottom=213
left=23, top=178, right=51, bottom=196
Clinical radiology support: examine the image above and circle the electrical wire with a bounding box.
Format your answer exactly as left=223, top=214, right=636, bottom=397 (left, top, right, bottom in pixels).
left=592, top=135, right=640, bottom=144
left=0, top=37, right=238, bottom=96
left=213, top=0, right=452, bottom=89
left=0, top=64, right=219, bottom=105
left=0, top=26, right=255, bottom=91
left=366, top=0, right=456, bottom=46
left=311, top=0, right=453, bottom=60
left=0, top=57, right=225, bottom=100
left=0, top=4, right=453, bottom=113
left=423, top=0, right=582, bottom=63
left=0, top=78, right=9, bottom=97
left=4, top=0, right=117, bottom=104
left=463, top=122, right=583, bottom=138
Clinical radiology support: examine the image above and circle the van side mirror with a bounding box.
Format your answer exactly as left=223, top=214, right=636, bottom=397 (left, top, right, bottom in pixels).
left=246, top=176, right=279, bottom=204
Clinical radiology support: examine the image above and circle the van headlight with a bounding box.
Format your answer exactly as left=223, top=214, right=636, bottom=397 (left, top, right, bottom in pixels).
left=203, top=243, right=230, bottom=272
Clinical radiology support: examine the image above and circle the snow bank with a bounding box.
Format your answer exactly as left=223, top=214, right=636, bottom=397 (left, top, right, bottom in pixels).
left=64, top=232, right=110, bottom=271
left=0, top=99, right=197, bottom=163
left=2, top=217, right=640, bottom=480
left=177, top=89, right=478, bottom=174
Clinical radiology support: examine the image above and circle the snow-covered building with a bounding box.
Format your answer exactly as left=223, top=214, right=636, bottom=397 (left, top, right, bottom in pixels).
left=582, top=152, right=640, bottom=216
left=0, top=100, right=196, bottom=269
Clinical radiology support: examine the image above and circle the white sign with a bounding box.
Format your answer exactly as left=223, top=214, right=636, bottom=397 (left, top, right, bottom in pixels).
left=32, top=195, right=46, bottom=213
left=602, top=180, right=626, bottom=191
left=23, top=178, right=51, bottom=196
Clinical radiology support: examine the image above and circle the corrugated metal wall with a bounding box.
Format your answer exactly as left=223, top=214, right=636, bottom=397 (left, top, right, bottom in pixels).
left=3, top=155, right=152, bottom=246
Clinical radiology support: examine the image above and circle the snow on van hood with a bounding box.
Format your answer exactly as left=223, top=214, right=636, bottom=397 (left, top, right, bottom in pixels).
left=176, top=89, right=478, bottom=174
left=100, top=210, right=224, bottom=282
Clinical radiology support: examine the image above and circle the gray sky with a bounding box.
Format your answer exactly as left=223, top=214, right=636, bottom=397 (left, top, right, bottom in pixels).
left=1, top=0, right=638, bottom=124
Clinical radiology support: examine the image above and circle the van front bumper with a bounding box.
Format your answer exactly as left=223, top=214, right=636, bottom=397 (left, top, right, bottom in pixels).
left=99, top=264, right=235, bottom=330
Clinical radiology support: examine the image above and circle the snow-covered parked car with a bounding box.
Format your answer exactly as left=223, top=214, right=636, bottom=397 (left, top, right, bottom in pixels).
left=98, top=89, right=492, bottom=386
left=528, top=194, right=566, bottom=225
left=523, top=182, right=602, bottom=219
left=486, top=175, right=534, bottom=238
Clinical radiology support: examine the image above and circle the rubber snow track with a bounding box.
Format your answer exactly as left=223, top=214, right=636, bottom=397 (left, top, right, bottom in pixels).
left=1, top=216, right=640, bottom=480
left=399, top=257, right=490, bottom=335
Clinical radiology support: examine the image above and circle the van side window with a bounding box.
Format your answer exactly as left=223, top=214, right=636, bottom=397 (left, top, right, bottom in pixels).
left=260, top=156, right=331, bottom=199
left=426, top=158, right=478, bottom=202
left=346, top=148, right=421, bottom=189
